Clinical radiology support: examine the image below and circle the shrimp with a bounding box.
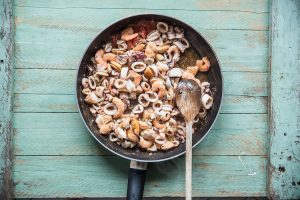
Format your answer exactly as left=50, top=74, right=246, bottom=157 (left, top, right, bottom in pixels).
left=112, top=97, right=126, bottom=119
left=95, top=49, right=108, bottom=66
left=121, top=27, right=139, bottom=41
left=196, top=57, right=211, bottom=72
left=103, top=53, right=117, bottom=62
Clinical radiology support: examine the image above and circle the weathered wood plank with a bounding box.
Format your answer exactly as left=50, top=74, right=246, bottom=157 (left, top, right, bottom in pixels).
left=13, top=6, right=269, bottom=31
left=14, top=128, right=267, bottom=156
left=13, top=113, right=268, bottom=130
left=13, top=0, right=269, bottom=12
left=14, top=27, right=269, bottom=72
left=14, top=69, right=268, bottom=96
left=269, top=0, right=300, bottom=199
left=13, top=94, right=267, bottom=114
left=0, top=0, right=14, bottom=199
left=14, top=155, right=267, bottom=198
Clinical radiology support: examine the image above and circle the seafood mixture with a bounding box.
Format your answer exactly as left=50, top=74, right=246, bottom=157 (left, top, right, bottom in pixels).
left=81, top=20, right=213, bottom=152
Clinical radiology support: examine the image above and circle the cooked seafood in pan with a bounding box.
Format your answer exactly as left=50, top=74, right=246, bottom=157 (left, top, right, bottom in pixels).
left=81, top=20, right=213, bottom=152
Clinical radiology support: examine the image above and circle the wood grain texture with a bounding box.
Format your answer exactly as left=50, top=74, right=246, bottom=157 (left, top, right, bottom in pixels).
left=269, top=0, right=300, bottom=199
left=0, top=0, right=14, bottom=199
left=14, top=29, right=268, bottom=72
left=13, top=113, right=268, bottom=130
left=14, top=155, right=267, bottom=198
left=13, top=0, right=269, bottom=12
left=14, top=128, right=268, bottom=156
left=13, top=69, right=268, bottom=96
left=11, top=0, right=270, bottom=198
left=13, top=2, right=269, bottom=73
left=13, top=113, right=268, bottom=156
left=13, top=3, right=269, bottom=30
left=13, top=94, right=268, bottom=113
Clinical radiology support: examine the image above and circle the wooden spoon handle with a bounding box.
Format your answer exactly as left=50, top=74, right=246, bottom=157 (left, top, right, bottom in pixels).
left=185, top=121, right=193, bottom=200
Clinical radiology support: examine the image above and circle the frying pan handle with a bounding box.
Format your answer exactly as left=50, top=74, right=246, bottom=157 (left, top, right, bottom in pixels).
left=127, top=161, right=147, bottom=200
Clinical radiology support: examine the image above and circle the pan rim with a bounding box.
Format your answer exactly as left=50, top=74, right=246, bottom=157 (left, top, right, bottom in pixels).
left=75, top=14, right=224, bottom=162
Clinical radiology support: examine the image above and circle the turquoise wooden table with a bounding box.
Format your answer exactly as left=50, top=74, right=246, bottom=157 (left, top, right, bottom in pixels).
left=0, top=0, right=299, bottom=199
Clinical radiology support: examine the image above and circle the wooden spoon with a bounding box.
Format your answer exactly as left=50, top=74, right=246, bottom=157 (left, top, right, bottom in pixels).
left=175, top=79, right=202, bottom=200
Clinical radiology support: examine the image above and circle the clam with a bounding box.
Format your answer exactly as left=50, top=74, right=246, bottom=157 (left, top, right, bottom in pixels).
left=144, top=67, right=155, bottom=79
left=173, top=40, right=186, bottom=53
left=104, top=43, right=112, bottom=52
left=146, top=30, right=160, bottom=42
left=110, top=61, right=122, bottom=72
left=155, top=54, right=164, bottom=61
left=84, top=92, right=102, bottom=104
left=120, top=67, right=128, bottom=80
left=149, top=64, right=159, bottom=77
left=116, top=55, right=128, bottom=65
left=156, top=61, right=169, bottom=72
left=116, top=40, right=127, bottom=50
left=125, top=79, right=136, bottom=92
left=116, top=127, right=127, bottom=139
left=167, top=68, right=183, bottom=78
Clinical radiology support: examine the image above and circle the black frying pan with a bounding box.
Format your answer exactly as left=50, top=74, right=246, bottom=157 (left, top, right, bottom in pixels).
left=76, top=14, right=223, bottom=200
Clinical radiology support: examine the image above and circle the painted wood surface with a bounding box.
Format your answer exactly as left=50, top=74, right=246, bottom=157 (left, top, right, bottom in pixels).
left=13, top=4, right=269, bottom=72
left=14, top=128, right=268, bottom=156
left=14, top=69, right=268, bottom=96
left=269, top=0, right=300, bottom=199
left=11, top=0, right=270, bottom=198
left=14, top=29, right=268, bottom=72
left=13, top=0, right=269, bottom=12
left=14, top=94, right=268, bottom=113
left=14, top=155, right=267, bottom=198
left=0, top=0, right=14, bottom=199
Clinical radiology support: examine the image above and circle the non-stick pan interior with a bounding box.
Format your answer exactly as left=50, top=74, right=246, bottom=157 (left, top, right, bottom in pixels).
left=76, top=14, right=223, bottom=162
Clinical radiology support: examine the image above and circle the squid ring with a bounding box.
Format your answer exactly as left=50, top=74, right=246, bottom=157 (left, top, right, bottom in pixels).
left=116, top=40, right=127, bottom=50
left=145, top=91, right=159, bottom=103
left=199, top=107, right=207, bottom=119
left=180, top=38, right=189, bottom=48
left=109, top=132, right=119, bottom=142
left=138, top=94, right=150, bottom=107
left=152, top=100, right=163, bottom=111
left=114, top=79, right=126, bottom=89
left=88, top=76, right=97, bottom=89
left=193, top=115, right=200, bottom=123
left=141, top=82, right=151, bottom=92
left=201, top=94, right=213, bottom=110
left=103, top=103, right=117, bottom=116
left=131, top=62, right=146, bottom=73
left=157, top=22, right=169, bottom=33
left=82, top=78, right=89, bottom=88
left=132, top=104, right=144, bottom=114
